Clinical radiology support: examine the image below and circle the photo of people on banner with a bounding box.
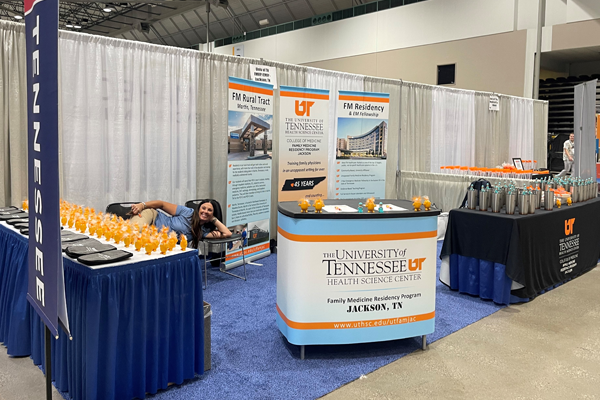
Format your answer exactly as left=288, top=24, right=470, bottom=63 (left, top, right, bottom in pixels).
left=335, top=90, right=389, bottom=199
left=226, top=77, right=273, bottom=266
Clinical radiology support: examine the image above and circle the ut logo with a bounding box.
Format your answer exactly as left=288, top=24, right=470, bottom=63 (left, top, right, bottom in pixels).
left=295, top=100, right=315, bottom=116
left=408, top=258, right=426, bottom=271
left=564, top=218, right=575, bottom=236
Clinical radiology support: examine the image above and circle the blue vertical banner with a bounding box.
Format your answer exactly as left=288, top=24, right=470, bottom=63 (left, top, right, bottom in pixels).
left=25, top=0, right=70, bottom=338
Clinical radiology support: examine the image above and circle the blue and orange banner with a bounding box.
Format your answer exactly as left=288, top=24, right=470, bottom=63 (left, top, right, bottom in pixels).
left=335, top=90, right=389, bottom=199
left=278, top=86, right=330, bottom=202
left=225, top=77, right=273, bottom=267
left=25, top=0, right=69, bottom=337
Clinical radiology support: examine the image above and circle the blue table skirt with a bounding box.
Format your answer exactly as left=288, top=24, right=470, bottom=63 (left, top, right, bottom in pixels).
left=447, top=254, right=527, bottom=305
left=0, top=224, right=204, bottom=400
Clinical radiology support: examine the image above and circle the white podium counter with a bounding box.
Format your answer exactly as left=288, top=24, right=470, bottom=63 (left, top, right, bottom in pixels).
left=277, top=199, right=440, bottom=350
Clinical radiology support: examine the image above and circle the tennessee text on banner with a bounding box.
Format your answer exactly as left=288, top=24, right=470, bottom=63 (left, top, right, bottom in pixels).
left=25, top=0, right=70, bottom=337
left=276, top=213, right=437, bottom=345
left=278, top=86, right=330, bottom=202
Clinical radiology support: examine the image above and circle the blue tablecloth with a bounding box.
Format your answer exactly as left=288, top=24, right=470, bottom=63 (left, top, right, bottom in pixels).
left=0, top=223, right=204, bottom=400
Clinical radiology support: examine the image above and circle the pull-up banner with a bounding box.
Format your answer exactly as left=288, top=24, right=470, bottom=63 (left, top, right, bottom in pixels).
left=335, top=90, right=389, bottom=199
left=278, top=86, right=330, bottom=201
left=25, top=0, right=70, bottom=337
left=225, top=77, right=273, bottom=267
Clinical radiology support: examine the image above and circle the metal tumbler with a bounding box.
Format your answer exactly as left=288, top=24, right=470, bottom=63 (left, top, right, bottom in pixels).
left=505, top=193, right=516, bottom=215
left=571, top=185, right=578, bottom=203
left=528, top=193, right=536, bottom=214
left=544, top=190, right=554, bottom=211
left=467, top=190, right=478, bottom=210
left=491, top=192, right=502, bottom=213
left=518, top=193, right=529, bottom=215
left=479, top=190, right=489, bottom=211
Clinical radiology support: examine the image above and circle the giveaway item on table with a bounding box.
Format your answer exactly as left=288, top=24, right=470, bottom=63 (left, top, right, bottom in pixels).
left=0, top=206, right=18, bottom=212
left=61, top=238, right=103, bottom=252
left=322, top=205, right=358, bottom=213
left=6, top=218, right=29, bottom=226
left=0, top=209, right=23, bottom=216
left=0, top=212, right=29, bottom=221
left=20, top=228, right=29, bottom=235
left=61, top=233, right=89, bottom=243
left=13, top=223, right=29, bottom=230
left=65, top=243, right=116, bottom=258
left=77, top=249, right=134, bottom=266
left=381, top=204, right=407, bottom=211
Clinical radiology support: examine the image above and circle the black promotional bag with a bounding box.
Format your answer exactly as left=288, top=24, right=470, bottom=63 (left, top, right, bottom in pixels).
left=6, top=218, right=29, bottom=226
left=61, top=238, right=103, bottom=252
left=459, top=179, right=493, bottom=208
left=78, top=250, right=133, bottom=266
left=0, top=212, right=29, bottom=220
left=61, top=233, right=89, bottom=243
left=65, top=243, right=116, bottom=258
left=0, top=209, right=22, bottom=216
left=0, top=206, right=18, bottom=212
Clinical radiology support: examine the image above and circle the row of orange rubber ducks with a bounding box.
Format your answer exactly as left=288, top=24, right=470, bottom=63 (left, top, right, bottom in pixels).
left=57, top=200, right=188, bottom=255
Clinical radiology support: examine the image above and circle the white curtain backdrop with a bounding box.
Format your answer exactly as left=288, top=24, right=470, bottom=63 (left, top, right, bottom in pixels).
left=305, top=68, right=364, bottom=198
left=401, top=82, right=433, bottom=173
left=533, top=99, right=548, bottom=168
left=0, top=21, right=27, bottom=207
left=508, top=97, right=535, bottom=162
left=364, top=76, right=402, bottom=198
left=0, top=20, right=549, bottom=213
left=430, top=87, right=476, bottom=172
left=59, top=32, right=198, bottom=212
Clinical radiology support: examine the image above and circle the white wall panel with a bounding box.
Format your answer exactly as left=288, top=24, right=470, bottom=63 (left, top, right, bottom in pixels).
left=545, top=0, right=568, bottom=26
left=517, top=0, right=539, bottom=30
left=216, top=0, right=517, bottom=64
left=567, top=0, right=600, bottom=23
left=377, top=0, right=516, bottom=52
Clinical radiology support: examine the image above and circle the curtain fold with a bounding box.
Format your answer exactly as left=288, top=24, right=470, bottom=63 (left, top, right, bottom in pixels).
left=401, top=82, right=433, bottom=173
left=430, top=86, right=476, bottom=172
left=305, top=67, right=365, bottom=198
left=508, top=97, right=535, bottom=162
left=0, top=21, right=27, bottom=208
left=363, top=76, right=402, bottom=198
left=473, top=93, right=511, bottom=168
left=533, top=99, right=548, bottom=169
left=59, top=32, right=198, bottom=212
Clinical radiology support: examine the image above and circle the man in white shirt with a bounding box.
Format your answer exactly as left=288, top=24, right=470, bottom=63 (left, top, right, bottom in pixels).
left=558, top=133, right=574, bottom=177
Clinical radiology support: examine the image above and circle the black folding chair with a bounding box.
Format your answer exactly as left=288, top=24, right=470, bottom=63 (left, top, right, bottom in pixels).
left=105, top=202, right=140, bottom=220
left=185, top=199, right=247, bottom=289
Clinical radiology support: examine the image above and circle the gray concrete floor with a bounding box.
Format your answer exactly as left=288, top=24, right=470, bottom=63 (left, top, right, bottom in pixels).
left=322, top=265, right=600, bottom=400
left=0, top=265, right=598, bottom=400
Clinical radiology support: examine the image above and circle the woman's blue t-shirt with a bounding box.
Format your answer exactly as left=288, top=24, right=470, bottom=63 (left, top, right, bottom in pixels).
left=154, top=205, right=194, bottom=242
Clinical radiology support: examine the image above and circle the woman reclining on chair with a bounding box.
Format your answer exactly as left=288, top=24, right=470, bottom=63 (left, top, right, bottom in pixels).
left=129, top=200, right=231, bottom=248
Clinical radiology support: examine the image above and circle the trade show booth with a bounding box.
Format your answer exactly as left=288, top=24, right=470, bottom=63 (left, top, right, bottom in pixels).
left=5, top=15, right=594, bottom=400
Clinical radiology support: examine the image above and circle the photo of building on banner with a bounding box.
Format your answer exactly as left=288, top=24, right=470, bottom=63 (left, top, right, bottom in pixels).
left=225, top=77, right=273, bottom=267
left=278, top=86, right=330, bottom=202
left=335, top=90, right=389, bottom=199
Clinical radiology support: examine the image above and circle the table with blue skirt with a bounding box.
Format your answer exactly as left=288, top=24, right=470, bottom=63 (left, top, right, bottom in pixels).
left=439, top=197, right=600, bottom=305
left=0, top=221, right=204, bottom=400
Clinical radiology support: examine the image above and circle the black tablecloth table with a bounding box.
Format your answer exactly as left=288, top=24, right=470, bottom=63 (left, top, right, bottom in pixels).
left=440, top=198, right=600, bottom=303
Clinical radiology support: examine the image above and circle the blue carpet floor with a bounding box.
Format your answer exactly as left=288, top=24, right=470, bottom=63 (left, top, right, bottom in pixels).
left=147, top=242, right=505, bottom=400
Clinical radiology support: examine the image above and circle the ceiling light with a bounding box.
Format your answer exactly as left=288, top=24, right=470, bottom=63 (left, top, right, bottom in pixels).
left=14, top=15, right=23, bottom=20
left=74, top=24, right=82, bottom=29
left=259, top=19, right=269, bottom=26
left=66, top=22, right=74, bottom=28
left=103, top=7, right=112, bottom=12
